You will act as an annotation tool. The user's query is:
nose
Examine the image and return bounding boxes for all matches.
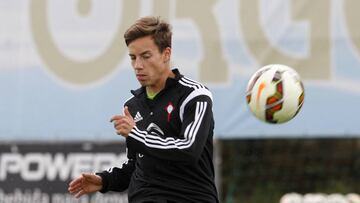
[133,58,143,70]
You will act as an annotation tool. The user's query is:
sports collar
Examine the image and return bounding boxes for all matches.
[131,68,182,97]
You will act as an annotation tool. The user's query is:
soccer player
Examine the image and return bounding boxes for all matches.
[68,16,219,203]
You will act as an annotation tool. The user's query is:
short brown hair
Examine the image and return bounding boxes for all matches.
[124,16,172,53]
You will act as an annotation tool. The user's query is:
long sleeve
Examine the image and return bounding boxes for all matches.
[126,94,214,164]
[96,148,136,192]
[122,71,219,202]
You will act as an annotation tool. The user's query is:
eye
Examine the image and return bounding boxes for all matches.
[130,55,136,61]
[142,54,151,59]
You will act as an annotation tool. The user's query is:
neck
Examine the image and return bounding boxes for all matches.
[146,69,175,94]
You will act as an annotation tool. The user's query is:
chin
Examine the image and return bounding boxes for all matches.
[138,81,147,86]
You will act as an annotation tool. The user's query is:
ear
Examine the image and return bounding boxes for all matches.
[163,47,171,63]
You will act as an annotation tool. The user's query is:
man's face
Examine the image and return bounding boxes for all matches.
[128,36,170,88]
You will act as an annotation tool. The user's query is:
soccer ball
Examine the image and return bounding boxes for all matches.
[245,64,304,124]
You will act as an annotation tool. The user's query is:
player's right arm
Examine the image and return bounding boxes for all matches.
[68,173,103,198]
[68,148,136,197]
[96,153,136,193]
[96,147,136,193]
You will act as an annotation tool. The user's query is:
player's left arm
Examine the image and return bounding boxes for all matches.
[126,93,214,163]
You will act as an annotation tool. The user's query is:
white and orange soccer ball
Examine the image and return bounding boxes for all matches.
[246,64,305,124]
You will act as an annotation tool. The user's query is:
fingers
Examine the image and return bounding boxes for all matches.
[110,115,129,124]
[68,182,81,194]
[110,106,134,137]
[68,173,103,199]
[82,173,93,179]
[112,117,130,129]
[111,113,133,128]
[124,106,133,119]
[82,173,102,185]
[112,117,124,125]
[110,115,122,123]
[115,124,130,135]
[75,188,87,198]
[68,175,90,198]
[69,177,82,187]
[110,106,132,122]
[68,178,83,196]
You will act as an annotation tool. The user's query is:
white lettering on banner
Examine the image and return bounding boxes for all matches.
[22,153,46,181]
[51,193,89,203]
[280,193,360,203]
[30,0,140,85]
[0,189,128,203]
[0,154,22,180]
[46,153,72,181]
[0,153,126,181]
[0,189,49,203]
[71,154,93,178]
[90,193,128,203]
[92,153,122,172]
[28,0,351,85]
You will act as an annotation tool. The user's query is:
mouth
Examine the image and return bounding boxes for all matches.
[136,74,147,81]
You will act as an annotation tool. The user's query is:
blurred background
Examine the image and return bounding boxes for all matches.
[1,0,360,202]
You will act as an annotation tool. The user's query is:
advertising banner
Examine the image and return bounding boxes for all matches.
[1,0,360,139]
[0,142,128,203]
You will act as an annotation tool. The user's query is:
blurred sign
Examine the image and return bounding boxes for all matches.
[0,0,360,139]
[0,142,128,203]
[280,193,360,203]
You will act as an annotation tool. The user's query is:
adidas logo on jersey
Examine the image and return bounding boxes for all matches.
[134,112,143,123]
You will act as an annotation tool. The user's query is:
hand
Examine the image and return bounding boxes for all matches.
[68,173,103,198]
[110,106,135,138]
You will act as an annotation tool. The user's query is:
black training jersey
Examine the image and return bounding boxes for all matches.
[97,69,219,203]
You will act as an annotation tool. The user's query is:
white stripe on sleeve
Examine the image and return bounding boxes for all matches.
[128,101,208,149]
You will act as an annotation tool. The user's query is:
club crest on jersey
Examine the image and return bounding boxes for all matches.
[165,102,174,122]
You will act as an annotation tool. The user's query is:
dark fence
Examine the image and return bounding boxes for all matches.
[220,138,360,203]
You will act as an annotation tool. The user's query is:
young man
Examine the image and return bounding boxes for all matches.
[68,16,219,203]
